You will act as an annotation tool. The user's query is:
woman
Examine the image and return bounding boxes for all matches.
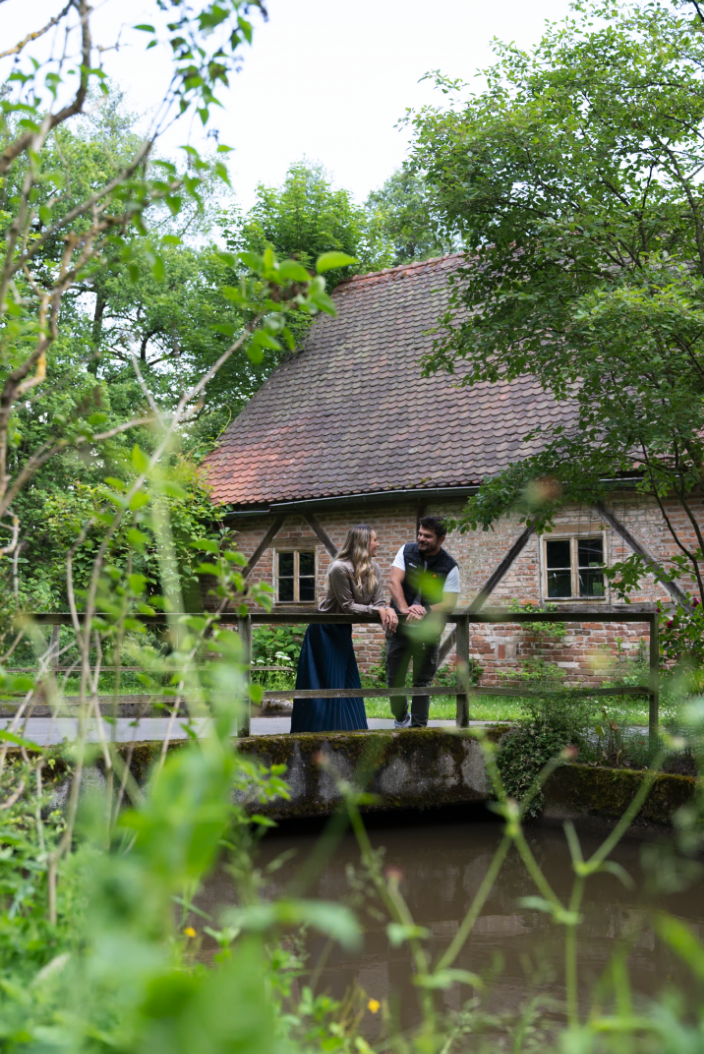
[290,525,398,733]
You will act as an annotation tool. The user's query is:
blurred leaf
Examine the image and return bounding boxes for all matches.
[316,251,356,273]
[239,250,263,272]
[0,729,42,751]
[278,260,310,282]
[224,900,361,950]
[132,445,151,474]
[655,913,704,982]
[415,968,483,989]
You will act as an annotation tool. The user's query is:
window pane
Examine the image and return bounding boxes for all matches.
[578,538,603,567]
[546,540,571,569]
[547,569,572,598]
[278,552,294,576]
[299,577,315,602]
[580,569,605,597]
[299,552,315,576]
[278,577,294,603]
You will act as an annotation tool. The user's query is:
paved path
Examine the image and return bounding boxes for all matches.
[0,716,462,745]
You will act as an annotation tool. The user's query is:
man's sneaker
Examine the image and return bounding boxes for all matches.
[393,713,411,728]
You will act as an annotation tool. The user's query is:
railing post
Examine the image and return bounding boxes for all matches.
[649,611,660,752]
[455,614,470,728]
[237,615,252,738]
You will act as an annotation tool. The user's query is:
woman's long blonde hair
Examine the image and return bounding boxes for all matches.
[335,524,378,594]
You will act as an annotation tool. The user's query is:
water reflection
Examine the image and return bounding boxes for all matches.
[199,814,704,1034]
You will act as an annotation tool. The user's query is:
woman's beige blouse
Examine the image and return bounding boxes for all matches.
[318,559,386,615]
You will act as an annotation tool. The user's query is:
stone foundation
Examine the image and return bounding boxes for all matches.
[8,730,697,830]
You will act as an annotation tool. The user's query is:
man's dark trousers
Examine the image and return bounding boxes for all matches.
[386,628,440,727]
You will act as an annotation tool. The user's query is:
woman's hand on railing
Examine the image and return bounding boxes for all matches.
[378,606,398,632]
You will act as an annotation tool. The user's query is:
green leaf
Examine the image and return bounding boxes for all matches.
[211,323,239,338]
[214,161,231,187]
[191,538,219,553]
[127,528,150,552]
[247,344,264,365]
[196,562,221,576]
[310,290,336,314]
[129,491,150,511]
[595,860,634,888]
[221,286,245,305]
[128,573,148,595]
[0,729,42,751]
[518,896,556,914]
[278,260,311,282]
[134,23,155,32]
[239,251,263,273]
[249,814,277,827]
[387,923,429,947]
[131,445,150,474]
[88,412,109,427]
[162,481,187,499]
[414,969,483,989]
[315,252,357,273]
[655,913,704,982]
[251,330,282,351]
[223,900,361,950]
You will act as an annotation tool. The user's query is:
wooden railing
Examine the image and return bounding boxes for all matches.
[27,606,660,742]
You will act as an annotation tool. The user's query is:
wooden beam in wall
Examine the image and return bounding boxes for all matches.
[243,515,286,580]
[438,523,536,665]
[594,501,689,606]
[467,523,536,613]
[303,512,338,558]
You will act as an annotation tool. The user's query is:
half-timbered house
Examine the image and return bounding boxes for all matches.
[203,254,698,683]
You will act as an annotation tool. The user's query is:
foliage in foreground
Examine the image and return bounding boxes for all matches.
[6,3,704,1053]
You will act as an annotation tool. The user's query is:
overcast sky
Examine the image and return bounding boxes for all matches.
[2,0,573,208]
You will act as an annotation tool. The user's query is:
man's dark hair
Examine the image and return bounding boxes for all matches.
[419,515,447,539]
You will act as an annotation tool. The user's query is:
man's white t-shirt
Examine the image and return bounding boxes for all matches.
[392,546,460,598]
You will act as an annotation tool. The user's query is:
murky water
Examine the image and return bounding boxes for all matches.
[199,809,704,1035]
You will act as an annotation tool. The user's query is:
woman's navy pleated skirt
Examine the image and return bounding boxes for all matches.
[290,623,368,733]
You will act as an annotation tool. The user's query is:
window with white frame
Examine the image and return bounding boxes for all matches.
[275,550,316,604]
[543,535,606,600]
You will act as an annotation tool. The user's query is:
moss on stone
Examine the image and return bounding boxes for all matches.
[544,763,695,825]
[10,727,693,831]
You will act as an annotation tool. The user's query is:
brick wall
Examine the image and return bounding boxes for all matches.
[213,494,700,685]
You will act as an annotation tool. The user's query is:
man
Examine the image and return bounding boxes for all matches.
[386,516,460,728]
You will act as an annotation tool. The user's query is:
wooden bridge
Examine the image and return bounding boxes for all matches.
[30,606,661,744]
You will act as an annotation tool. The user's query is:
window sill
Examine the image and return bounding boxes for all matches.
[545,596,608,603]
[274,602,318,607]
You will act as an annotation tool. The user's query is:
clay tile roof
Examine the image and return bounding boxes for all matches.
[203,253,577,507]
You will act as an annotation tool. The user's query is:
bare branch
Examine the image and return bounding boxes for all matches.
[0,2,73,60]
[0,0,92,178]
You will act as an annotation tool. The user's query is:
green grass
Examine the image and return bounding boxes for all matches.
[363,695,523,721]
[363,693,660,726]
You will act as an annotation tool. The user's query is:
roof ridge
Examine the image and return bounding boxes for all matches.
[336,251,467,288]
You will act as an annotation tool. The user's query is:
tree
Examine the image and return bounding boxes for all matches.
[364,165,454,266]
[226,161,368,280]
[409,0,704,608]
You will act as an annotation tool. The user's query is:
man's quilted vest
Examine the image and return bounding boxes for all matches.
[394,541,458,612]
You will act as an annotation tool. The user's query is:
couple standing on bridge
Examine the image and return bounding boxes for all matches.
[290,517,460,733]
